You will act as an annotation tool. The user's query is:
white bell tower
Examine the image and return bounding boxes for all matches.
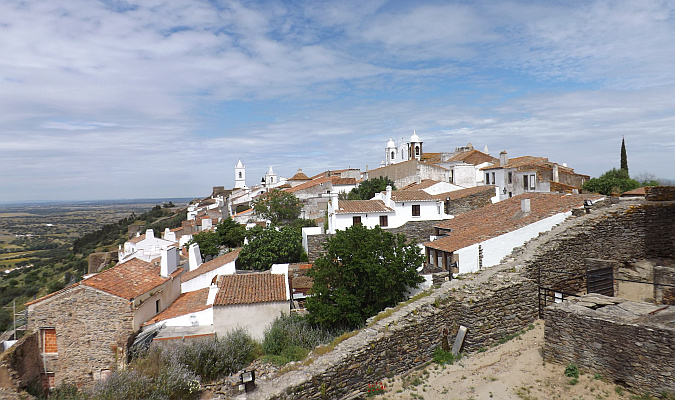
[385,138,397,166]
[234,159,246,189]
[409,130,423,161]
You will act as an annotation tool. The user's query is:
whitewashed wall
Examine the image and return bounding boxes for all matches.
[213,302,290,341]
[181,261,236,293]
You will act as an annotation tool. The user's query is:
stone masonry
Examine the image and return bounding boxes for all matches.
[545,294,674,396]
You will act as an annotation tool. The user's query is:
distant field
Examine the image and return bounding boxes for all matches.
[0,251,39,261]
[0,257,30,267]
[0,212,36,218]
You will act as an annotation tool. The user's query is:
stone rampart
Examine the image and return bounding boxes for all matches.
[248,267,537,399]
[545,294,674,396]
[0,332,41,391]
[445,189,494,215]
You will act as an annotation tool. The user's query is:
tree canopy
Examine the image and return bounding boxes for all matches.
[582,168,640,195]
[186,230,221,258]
[347,176,396,200]
[216,217,246,248]
[620,137,628,173]
[237,226,305,270]
[252,189,302,225]
[306,224,425,329]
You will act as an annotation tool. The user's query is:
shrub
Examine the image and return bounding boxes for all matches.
[564,364,580,378]
[432,347,456,365]
[91,370,151,400]
[262,313,334,356]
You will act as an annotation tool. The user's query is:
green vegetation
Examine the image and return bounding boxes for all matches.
[582,168,640,195]
[346,176,396,200]
[237,225,306,270]
[564,364,580,378]
[432,347,456,365]
[261,313,335,365]
[620,137,629,173]
[306,224,425,328]
[252,189,302,226]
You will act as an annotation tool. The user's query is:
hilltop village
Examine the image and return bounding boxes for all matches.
[1,133,673,399]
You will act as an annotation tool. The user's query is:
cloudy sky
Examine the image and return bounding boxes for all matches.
[2,0,674,202]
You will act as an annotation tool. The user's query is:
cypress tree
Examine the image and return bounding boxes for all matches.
[620,137,628,174]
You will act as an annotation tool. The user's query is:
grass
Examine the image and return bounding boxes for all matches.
[369,289,434,326]
[564,364,580,378]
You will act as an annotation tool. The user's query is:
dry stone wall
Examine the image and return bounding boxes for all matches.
[0,332,41,390]
[248,268,537,399]
[445,189,494,215]
[545,294,674,396]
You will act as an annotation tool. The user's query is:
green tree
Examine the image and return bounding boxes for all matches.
[347,177,396,200]
[237,226,304,270]
[215,218,246,248]
[582,168,640,195]
[252,189,302,225]
[306,225,425,329]
[620,137,628,173]
[186,230,221,258]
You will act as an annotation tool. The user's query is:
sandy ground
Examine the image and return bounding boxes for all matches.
[371,320,636,400]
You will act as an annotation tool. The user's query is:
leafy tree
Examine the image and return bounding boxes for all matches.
[582,168,640,195]
[237,226,304,270]
[215,218,246,248]
[252,189,302,225]
[306,225,425,329]
[186,230,221,258]
[347,177,396,200]
[620,137,628,173]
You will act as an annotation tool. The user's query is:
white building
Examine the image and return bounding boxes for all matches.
[118,229,178,264]
[384,131,424,166]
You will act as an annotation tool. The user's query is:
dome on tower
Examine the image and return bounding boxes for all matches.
[410,130,420,142]
[386,138,396,148]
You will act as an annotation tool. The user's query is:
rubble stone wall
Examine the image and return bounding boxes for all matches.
[445,189,494,215]
[0,332,41,390]
[545,296,674,396]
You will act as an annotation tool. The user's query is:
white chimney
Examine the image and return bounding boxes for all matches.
[521,199,531,213]
[163,228,176,242]
[188,243,203,271]
[146,229,155,239]
[500,151,508,167]
[331,191,339,211]
[207,283,219,305]
[385,185,392,207]
[160,246,179,277]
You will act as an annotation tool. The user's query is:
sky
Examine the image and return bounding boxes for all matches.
[1,0,674,202]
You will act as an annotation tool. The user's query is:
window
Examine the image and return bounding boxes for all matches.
[523,175,528,191]
[155,299,161,314]
[391,151,395,160]
[238,172,242,178]
[41,328,57,354]
[485,173,490,184]
[491,172,495,184]
[352,216,362,225]
[412,205,421,216]
[379,215,388,227]
[508,172,512,184]
[415,146,420,156]
[509,192,513,198]
[529,175,536,190]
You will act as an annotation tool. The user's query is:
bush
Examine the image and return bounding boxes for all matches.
[433,347,456,365]
[262,314,334,356]
[91,370,151,400]
[564,364,580,378]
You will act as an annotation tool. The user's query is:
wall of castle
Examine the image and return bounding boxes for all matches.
[247,270,537,399]
[545,295,674,396]
[445,189,494,215]
[26,285,134,387]
[0,332,41,391]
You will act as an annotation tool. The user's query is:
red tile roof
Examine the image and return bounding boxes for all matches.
[621,187,646,197]
[128,234,146,244]
[181,248,241,282]
[424,193,603,253]
[214,273,287,306]
[331,177,358,186]
[447,149,498,165]
[335,200,394,214]
[399,179,442,191]
[285,176,332,193]
[143,288,211,326]
[289,171,311,180]
[81,258,183,300]
[390,190,437,202]
[421,153,442,164]
[430,185,496,201]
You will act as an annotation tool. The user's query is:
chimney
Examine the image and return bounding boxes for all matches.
[385,185,392,207]
[521,199,531,213]
[500,151,508,167]
[146,229,154,239]
[160,246,179,277]
[206,283,219,305]
[189,243,203,271]
[553,164,560,183]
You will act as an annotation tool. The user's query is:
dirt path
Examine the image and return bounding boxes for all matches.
[375,321,631,400]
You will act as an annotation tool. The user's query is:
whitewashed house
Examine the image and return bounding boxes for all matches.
[118,229,178,264]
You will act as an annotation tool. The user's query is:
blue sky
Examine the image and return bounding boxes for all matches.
[1,0,674,202]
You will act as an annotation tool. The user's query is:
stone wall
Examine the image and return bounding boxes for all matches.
[248,267,538,399]
[445,189,494,215]
[545,294,674,396]
[655,265,675,304]
[27,285,134,387]
[645,186,675,201]
[0,332,41,391]
[88,251,118,274]
[525,201,675,293]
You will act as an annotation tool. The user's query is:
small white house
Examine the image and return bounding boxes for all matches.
[118,229,178,264]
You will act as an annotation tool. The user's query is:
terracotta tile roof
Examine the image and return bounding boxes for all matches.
[621,187,646,197]
[335,200,394,214]
[285,176,332,193]
[214,273,286,306]
[430,185,496,201]
[289,171,310,180]
[81,258,183,300]
[129,234,146,243]
[448,150,498,165]
[181,248,242,282]
[390,190,437,202]
[481,156,548,170]
[234,208,253,216]
[308,169,355,179]
[367,159,448,175]
[399,179,441,191]
[143,288,210,326]
[421,152,442,164]
[330,177,358,186]
[424,193,603,253]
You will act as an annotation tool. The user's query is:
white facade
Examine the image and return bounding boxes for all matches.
[181,258,237,293]
[235,159,246,189]
[119,229,178,264]
[384,131,424,166]
[451,211,572,275]
[213,302,290,341]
